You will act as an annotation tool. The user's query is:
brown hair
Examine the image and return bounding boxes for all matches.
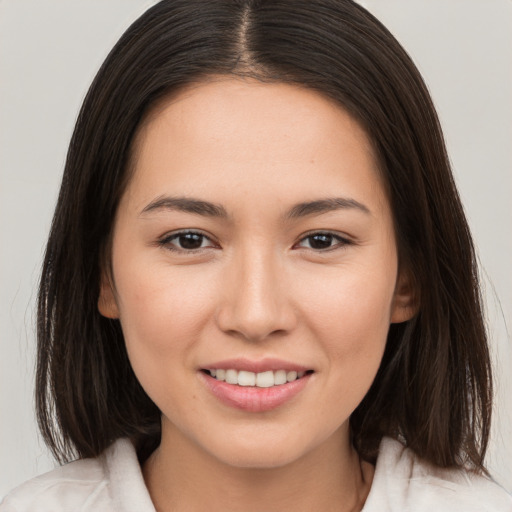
[37,0,492,470]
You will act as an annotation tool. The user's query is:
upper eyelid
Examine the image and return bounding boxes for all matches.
[160,229,213,240]
[296,230,352,243]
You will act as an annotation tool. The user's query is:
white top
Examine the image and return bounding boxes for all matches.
[1,437,511,511]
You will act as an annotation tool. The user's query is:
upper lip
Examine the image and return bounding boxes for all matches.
[201,358,312,373]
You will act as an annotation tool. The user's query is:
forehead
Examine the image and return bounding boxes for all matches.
[126,78,387,215]
[136,77,375,158]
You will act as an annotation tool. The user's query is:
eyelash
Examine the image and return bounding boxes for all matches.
[294,231,352,252]
[157,230,352,253]
[158,230,217,253]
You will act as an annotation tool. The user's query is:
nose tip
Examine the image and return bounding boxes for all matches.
[215,258,297,342]
[216,297,291,342]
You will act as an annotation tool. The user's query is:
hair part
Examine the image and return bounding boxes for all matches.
[37,0,492,470]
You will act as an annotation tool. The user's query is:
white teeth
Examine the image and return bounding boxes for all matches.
[274,370,287,385]
[286,371,298,382]
[225,369,238,384]
[207,368,309,387]
[256,370,274,388]
[238,370,256,387]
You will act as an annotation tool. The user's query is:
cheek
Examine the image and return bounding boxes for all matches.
[113,259,217,370]
[302,262,394,331]
[112,264,220,423]
[296,260,395,375]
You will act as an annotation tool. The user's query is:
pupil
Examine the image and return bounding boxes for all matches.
[179,233,202,249]
[310,234,332,249]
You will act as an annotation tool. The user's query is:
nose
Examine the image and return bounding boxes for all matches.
[215,248,297,342]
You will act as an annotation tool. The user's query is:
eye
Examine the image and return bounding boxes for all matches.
[296,232,350,251]
[159,231,216,252]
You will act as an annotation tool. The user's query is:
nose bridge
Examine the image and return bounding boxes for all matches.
[216,243,295,341]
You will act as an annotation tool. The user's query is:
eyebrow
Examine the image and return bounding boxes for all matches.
[140,195,370,219]
[140,196,228,217]
[285,197,371,219]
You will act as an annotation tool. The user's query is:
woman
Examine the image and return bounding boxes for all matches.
[1,0,510,510]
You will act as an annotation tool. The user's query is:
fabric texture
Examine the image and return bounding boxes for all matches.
[1,437,511,511]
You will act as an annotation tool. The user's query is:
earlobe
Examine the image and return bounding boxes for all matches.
[98,274,119,319]
[390,270,418,324]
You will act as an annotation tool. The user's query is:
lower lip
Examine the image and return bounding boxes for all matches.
[199,372,311,412]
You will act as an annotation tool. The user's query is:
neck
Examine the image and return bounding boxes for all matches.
[143,421,374,512]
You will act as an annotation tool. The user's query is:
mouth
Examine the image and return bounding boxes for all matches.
[201,368,314,388]
[199,362,314,412]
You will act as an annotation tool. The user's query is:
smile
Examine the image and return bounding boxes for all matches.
[199,363,314,412]
[204,369,309,388]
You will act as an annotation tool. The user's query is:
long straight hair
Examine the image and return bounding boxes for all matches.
[37,0,492,469]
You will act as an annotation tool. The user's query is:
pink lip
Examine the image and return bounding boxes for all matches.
[201,357,310,373]
[198,371,312,413]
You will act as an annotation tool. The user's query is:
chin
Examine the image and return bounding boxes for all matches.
[214,444,304,470]
[201,426,328,470]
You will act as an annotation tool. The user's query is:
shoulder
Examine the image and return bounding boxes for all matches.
[364,437,512,512]
[0,439,155,512]
[0,456,108,512]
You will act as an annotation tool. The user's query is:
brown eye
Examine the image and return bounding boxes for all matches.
[308,234,334,249]
[296,232,350,251]
[159,231,215,252]
[176,233,205,250]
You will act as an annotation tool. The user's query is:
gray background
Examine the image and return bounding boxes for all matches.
[1,0,511,498]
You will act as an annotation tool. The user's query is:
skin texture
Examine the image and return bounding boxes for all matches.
[99,78,415,511]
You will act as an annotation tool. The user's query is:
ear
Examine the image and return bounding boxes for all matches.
[390,269,418,324]
[98,272,120,319]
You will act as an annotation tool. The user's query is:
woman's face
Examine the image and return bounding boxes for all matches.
[100,78,414,468]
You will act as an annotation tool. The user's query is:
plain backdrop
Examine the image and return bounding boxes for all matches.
[1,0,511,498]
